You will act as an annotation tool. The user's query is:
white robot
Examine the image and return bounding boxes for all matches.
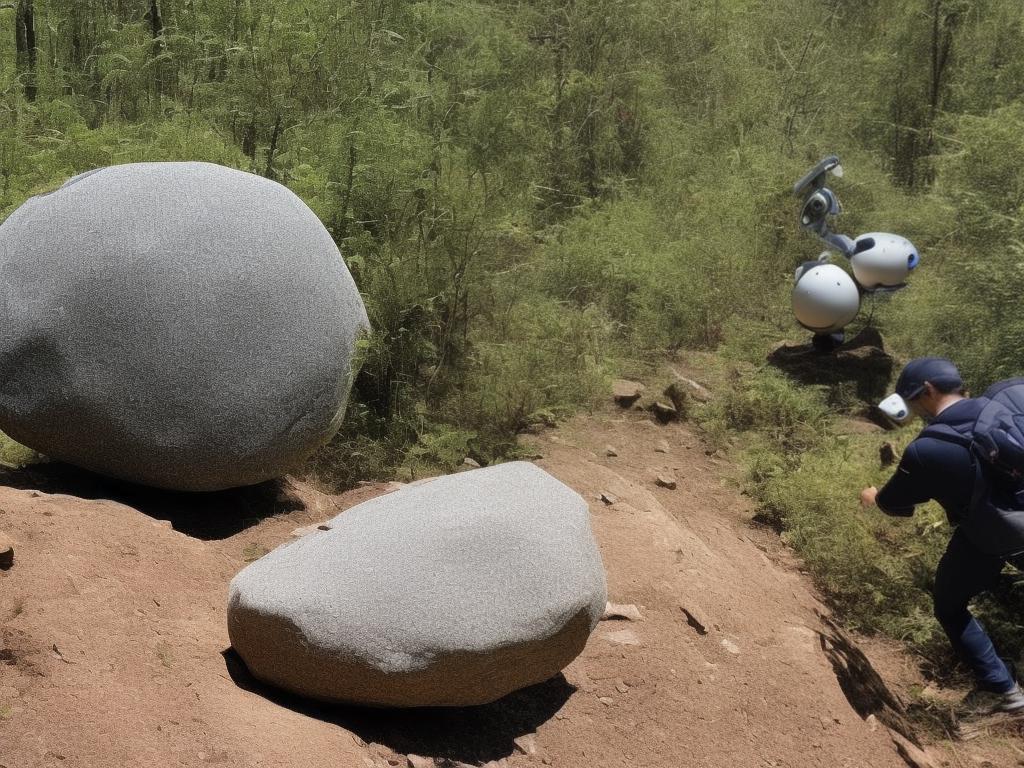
[791,156,920,350]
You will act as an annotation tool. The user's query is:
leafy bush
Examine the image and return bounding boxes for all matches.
[696,360,951,653]
[703,365,831,454]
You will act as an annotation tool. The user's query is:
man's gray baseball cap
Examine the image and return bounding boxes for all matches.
[895,357,963,400]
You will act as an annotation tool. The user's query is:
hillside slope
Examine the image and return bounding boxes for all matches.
[0,406,984,768]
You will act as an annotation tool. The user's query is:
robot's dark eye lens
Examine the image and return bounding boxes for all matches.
[854,237,875,254]
[802,194,830,226]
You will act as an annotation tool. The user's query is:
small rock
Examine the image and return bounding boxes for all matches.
[671,373,712,402]
[615,680,630,694]
[604,629,641,646]
[542,759,552,766]
[407,755,434,768]
[0,534,13,570]
[598,696,614,706]
[513,734,537,755]
[352,734,367,747]
[865,714,879,732]
[888,729,938,768]
[720,638,741,655]
[153,519,173,529]
[605,445,618,457]
[462,457,481,469]
[654,440,670,453]
[680,605,709,635]
[662,382,690,419]
[655,474,677,490]
[602,602,643,621]
[879,442,897,467]
[650,400,678,423]
[290,522,332,538]
[613,379,645,406]
[597,491,618,506]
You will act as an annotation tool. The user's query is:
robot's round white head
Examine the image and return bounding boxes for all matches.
[792,262,861,333]
[849,233,919,289]
[878,393,914,425]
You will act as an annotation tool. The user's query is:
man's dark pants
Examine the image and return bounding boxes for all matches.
[934,528,1015,693]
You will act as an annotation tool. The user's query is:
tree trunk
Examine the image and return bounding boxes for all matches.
[543,29,569,218]
[921,0,957,186]
[580,98,599,198]
[242,115,258,163]
[335,144,358,242]
[929,0,955,119]
[15,0,37,101]
[147,0,166,106]
[264,114,282,180]
[69,5,84,72]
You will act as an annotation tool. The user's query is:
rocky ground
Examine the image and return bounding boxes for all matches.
[1,399,1021,767]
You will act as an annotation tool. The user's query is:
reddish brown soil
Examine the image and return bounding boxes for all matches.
[0,407,1012,767]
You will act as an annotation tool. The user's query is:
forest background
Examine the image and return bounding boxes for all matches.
[3,0,1024,688]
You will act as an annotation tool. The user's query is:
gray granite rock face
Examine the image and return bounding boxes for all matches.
[0,162,368,491]
[227,461,607,707]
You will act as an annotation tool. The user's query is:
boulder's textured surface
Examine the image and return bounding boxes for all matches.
[0,162,368,491]
[227,461,607,707]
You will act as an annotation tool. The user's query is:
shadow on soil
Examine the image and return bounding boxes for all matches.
[0,462,305,540]
[222,648,575,764]
[767,326,896,407]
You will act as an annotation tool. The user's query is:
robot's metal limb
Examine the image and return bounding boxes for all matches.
[792,155,843,197]
[793,156,856,258]
[811,331,845,353]
[822,231,855,256]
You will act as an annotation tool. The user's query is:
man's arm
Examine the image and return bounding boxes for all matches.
[873,442,932,517]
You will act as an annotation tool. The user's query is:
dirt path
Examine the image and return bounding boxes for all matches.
[0,407,966,768]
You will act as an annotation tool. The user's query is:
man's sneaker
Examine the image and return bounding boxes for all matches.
[958,683,1024,718]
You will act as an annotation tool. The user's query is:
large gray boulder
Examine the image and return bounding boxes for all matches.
[227,461,607,707]
[0,162,368,491]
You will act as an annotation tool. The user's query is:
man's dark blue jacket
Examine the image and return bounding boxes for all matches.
[876,398,985,521]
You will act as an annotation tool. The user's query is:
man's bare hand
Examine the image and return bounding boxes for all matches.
[860,486,878,508]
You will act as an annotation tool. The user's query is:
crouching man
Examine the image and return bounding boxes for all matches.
[861,357,1024,716]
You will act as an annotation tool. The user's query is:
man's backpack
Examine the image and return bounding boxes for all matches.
[921,377,1024,557]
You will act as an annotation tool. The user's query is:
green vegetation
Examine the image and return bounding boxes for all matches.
[0,432,38,469]
[3,1,1024,670]
[241,542,269,563]
[696,361,952,655]
[693,339,1024,674]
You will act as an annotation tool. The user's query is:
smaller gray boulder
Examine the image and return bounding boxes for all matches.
[227,461,607,707]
